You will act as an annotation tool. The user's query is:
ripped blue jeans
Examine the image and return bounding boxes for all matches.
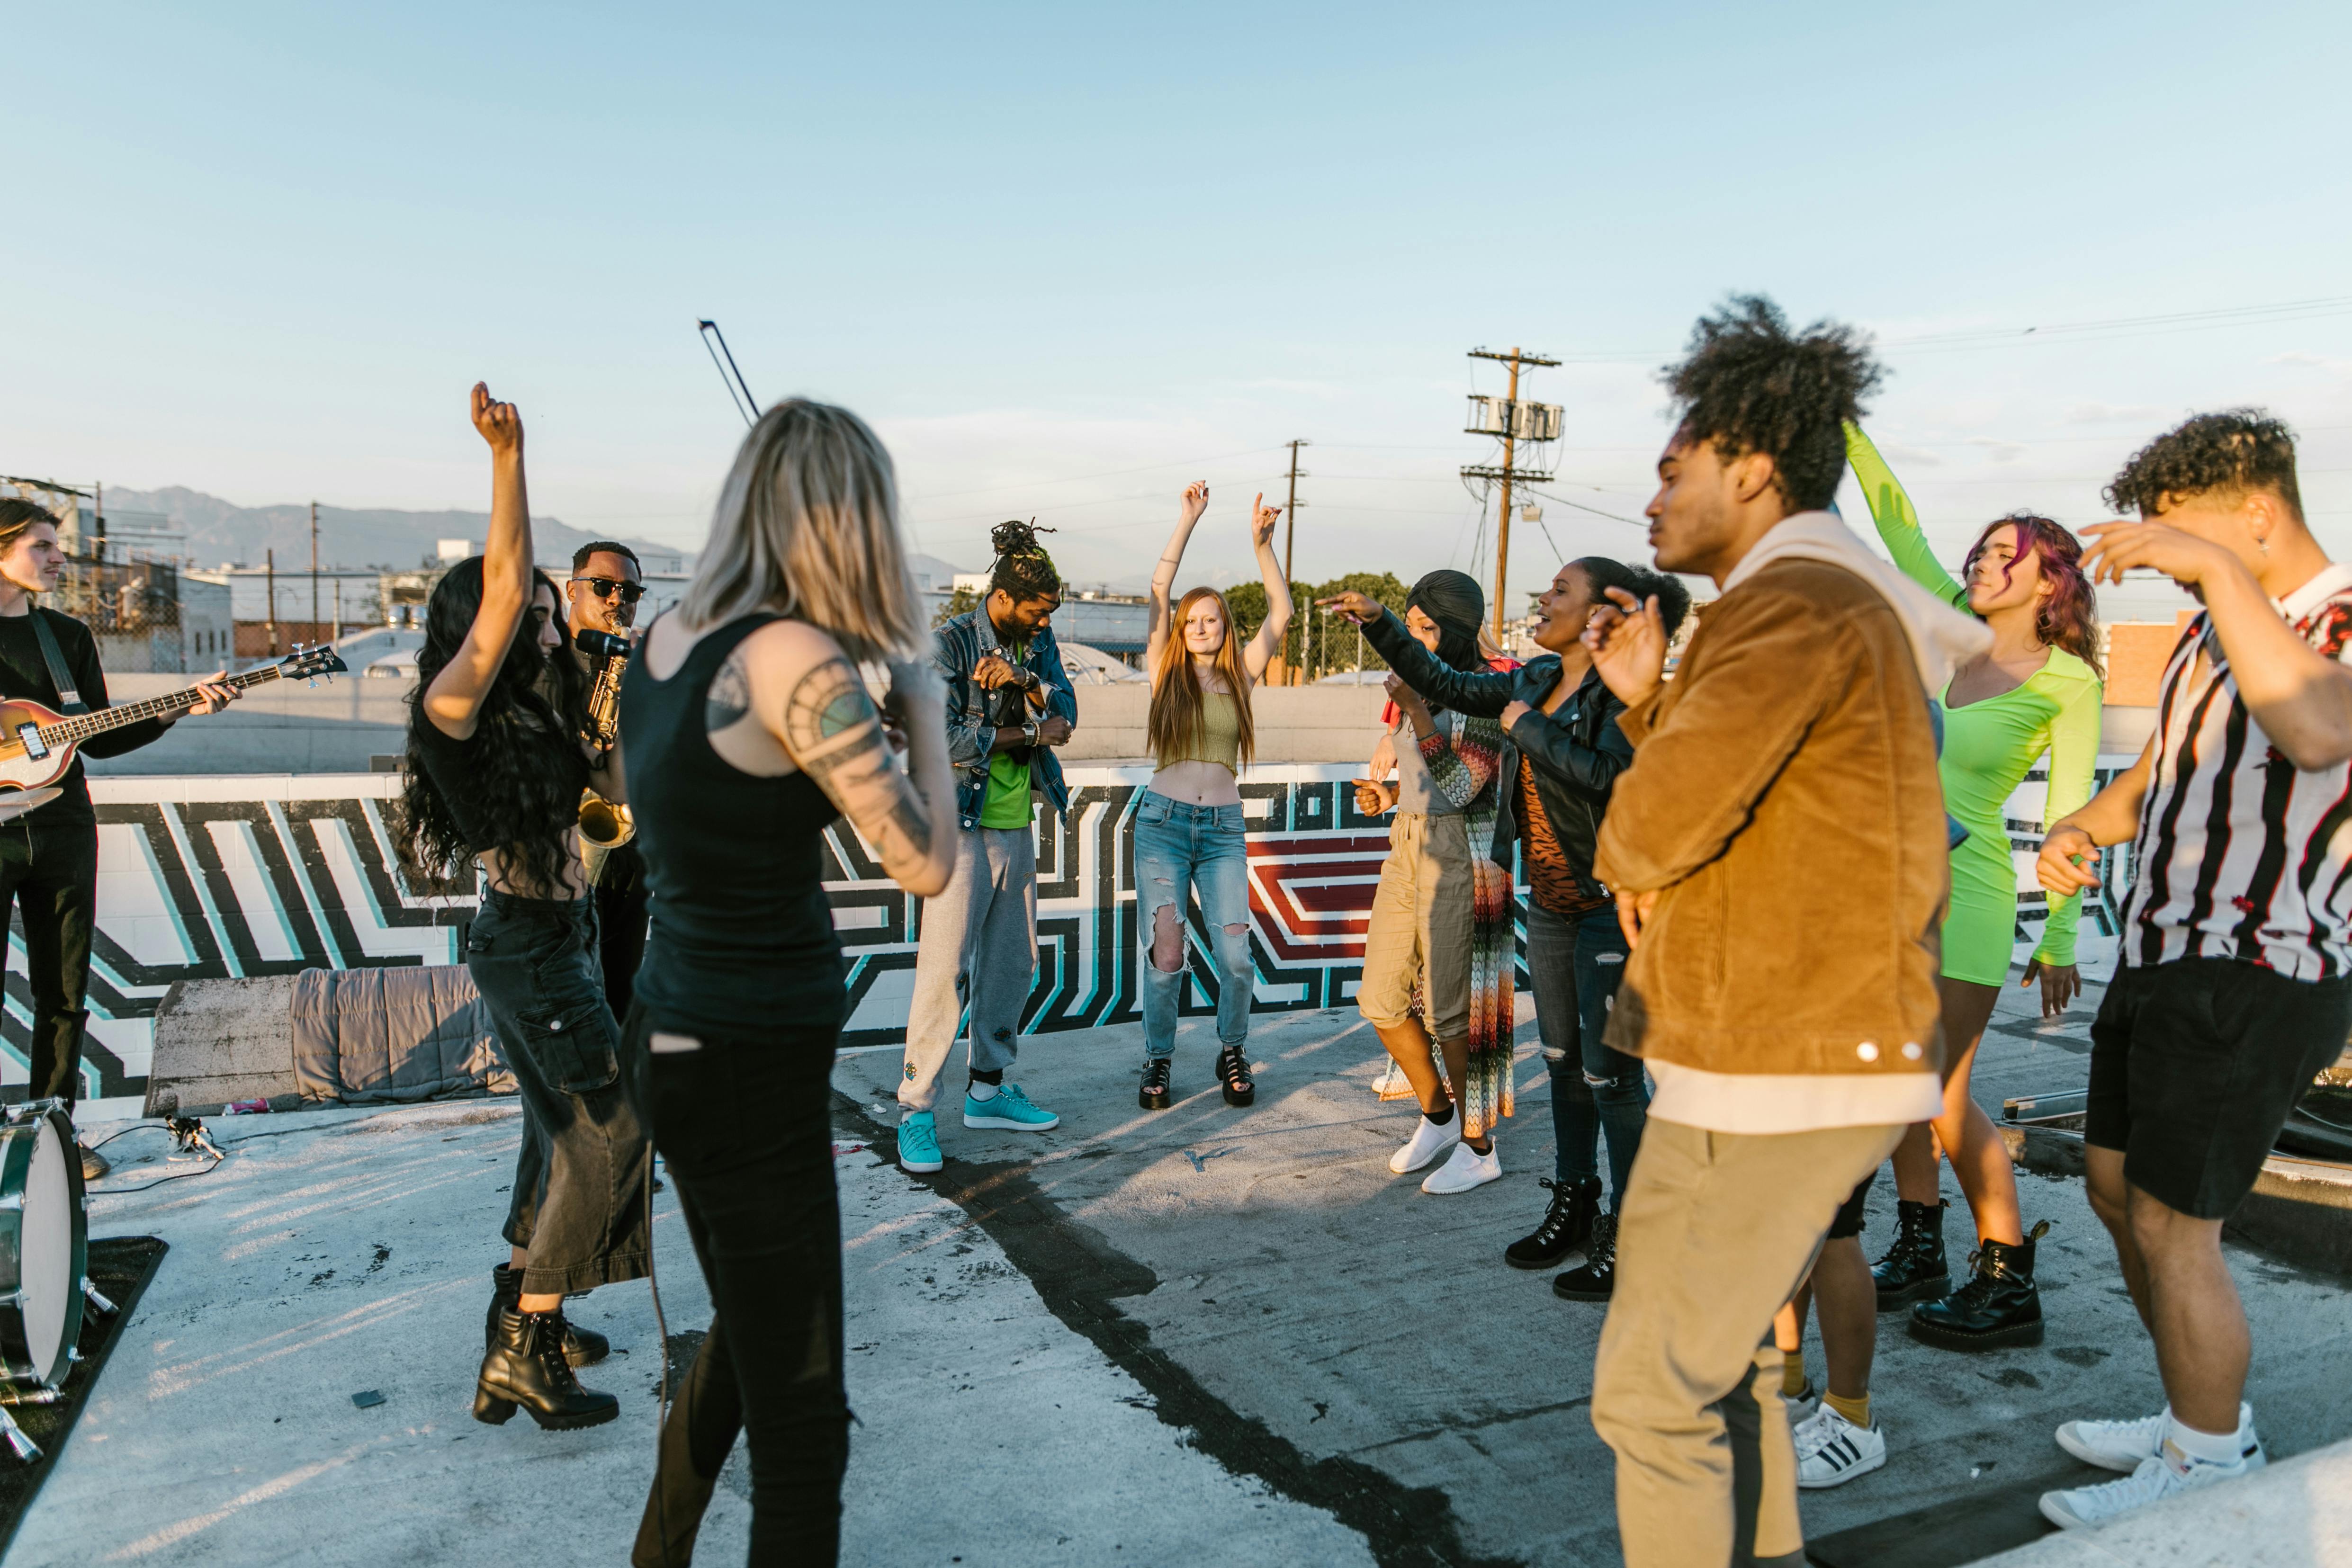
[1526,900,1649,1206]
[1133,792,1253,1062]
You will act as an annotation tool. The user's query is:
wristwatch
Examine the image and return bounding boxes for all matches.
[1020,717,1041,748]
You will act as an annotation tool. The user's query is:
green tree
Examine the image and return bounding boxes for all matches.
[932,584,980,629]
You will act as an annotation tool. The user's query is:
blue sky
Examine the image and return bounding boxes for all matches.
[8,2,2352,616]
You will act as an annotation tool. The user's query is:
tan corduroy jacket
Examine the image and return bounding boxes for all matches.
[1595,558,1948,1079]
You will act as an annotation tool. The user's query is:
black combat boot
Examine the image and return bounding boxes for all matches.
[1139,1058,1175,1111]
[1909,1221,2048,1351]
[1870,1198,1950,1311]
[1216,1045,1256,1108]
[1551,1212,1619,1302]
[486,1263,610,1367]
[475,1306,621,1430]
[1505,1176,1602,1270]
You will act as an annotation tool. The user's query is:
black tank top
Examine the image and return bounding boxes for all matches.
[623,613,845,1037]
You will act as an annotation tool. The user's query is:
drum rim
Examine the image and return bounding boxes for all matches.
[0,1103,87,1389]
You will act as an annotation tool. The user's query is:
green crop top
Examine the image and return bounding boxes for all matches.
[1156,690,1243,773]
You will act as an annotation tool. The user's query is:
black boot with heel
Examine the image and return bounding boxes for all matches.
[486,1263,610,1367]
[1870,1198,1950,1311]
[476,1306,620,1430]
[1909,1220,2048,1351]
[1505,1176,1602,1270]
[1216,1045,1255,1107]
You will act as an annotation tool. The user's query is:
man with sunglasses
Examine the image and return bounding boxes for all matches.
[566,542,649,1017]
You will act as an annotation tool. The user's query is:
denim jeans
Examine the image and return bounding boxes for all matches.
[1133,792,1252,1061]
[628,1004,849,1567]
[1526,901,1649,1204]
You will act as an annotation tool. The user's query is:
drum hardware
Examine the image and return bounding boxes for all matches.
[0,1097,89,1465]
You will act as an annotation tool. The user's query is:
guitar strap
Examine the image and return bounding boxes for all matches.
[28,611,88,714]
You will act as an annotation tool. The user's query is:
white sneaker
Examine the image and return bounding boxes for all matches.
[2039,1450,2249,1531]
[2056,1404,2260,1473]
[1783,1378,1820,1424]
[1389,1115,1462,1174]
[1420,1139,1500,1194]
[1795,1406,1885,1489]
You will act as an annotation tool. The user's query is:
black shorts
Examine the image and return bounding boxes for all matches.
[1827,1170,1875,1240]
[2086,957,2352,1220]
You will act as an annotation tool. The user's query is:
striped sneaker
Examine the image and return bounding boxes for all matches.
[1795,1406,1885,1489]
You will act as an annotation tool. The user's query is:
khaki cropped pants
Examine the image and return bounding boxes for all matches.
[1592,1117,1905,1567]
[1355,811,1472,1040]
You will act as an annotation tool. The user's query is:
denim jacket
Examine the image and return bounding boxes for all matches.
[932,607,1078,829]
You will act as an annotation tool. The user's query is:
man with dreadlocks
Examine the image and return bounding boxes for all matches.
[894,519,1077,1174]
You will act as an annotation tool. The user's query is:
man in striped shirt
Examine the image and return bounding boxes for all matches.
[2036,410,2352,1531]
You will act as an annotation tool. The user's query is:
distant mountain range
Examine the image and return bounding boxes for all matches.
[94,485,690,574]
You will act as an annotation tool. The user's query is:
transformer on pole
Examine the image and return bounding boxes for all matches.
[1460,346,1562,642]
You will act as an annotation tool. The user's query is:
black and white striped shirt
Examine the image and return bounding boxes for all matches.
[2121,562,2352,981]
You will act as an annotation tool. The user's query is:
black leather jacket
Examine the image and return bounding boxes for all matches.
[1362,609,1632,904]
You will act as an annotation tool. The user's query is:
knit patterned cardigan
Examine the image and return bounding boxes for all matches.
[1417,710,1515,1139]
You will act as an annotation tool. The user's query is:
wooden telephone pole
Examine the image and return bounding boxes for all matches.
[1461,347,1561,642]
[1282,439,1309,683]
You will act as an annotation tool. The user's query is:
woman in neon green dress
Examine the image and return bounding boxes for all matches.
[1846,423,2104,1350]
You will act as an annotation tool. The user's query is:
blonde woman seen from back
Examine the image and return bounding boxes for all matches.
[1135,482,1293,1111]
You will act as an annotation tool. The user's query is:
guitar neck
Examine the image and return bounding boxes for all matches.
[38,664,285,744]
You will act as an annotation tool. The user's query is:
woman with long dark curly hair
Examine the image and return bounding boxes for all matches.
[401,384,649,1434]
[1132,481,1290,1110]
[1845,422,2104,1357]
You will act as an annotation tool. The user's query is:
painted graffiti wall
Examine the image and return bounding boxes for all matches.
[20,762,2137,1118]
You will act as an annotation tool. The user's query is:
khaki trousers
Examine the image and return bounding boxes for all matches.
[1592,1117,1906,1567]
[1355,811,1473,1040]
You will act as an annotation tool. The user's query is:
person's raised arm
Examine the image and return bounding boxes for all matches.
[1240,494,1293,684]
[1322,593,1521,716]
[2022,668,2103,1014]
[422,383,533,741]
[1146,481,1210,670]
[762,621,954,896]
[2083,519,2352,770]
[1845,421,1967,612]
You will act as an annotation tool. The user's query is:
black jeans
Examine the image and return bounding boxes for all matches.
[467,891,651,1295]
[628,1004,849,1568]
[0,822,98,1108]
[1526,901,1650,1203]
[595,878,650,1023]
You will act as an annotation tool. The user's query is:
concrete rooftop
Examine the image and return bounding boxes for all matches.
[20,978,2350,1566]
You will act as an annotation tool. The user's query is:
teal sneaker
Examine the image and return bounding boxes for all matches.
[962,1082,1060,1132]
[897,1111,943,1174]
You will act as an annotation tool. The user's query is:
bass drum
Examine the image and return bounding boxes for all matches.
[0,1101,87,1389]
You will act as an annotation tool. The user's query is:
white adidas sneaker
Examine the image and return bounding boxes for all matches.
[2056,1404,2261,1473]
[1389,1115,1462,1174]
[1795,1406,1885,1489]
[1420,1139,1501,1194]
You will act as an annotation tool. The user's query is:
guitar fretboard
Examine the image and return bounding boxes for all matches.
[33,665,286,745]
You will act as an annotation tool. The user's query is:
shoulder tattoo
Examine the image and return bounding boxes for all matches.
[784,659,882,780]
[705,649,752,733]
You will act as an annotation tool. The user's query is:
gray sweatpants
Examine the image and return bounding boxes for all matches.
[898,826,1037,1115]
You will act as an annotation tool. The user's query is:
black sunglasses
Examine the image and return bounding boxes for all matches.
[571,576,646,604]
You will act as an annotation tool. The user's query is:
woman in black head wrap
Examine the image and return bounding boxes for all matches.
[1343,568,1520,1196]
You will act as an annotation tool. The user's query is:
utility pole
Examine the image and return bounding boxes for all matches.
[309,500,320,646]
[265,547,278,656]
[1282,439,1310,684]
[1461,346,1562,643]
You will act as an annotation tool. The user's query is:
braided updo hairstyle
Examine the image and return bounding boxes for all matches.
[988,519,1061,602]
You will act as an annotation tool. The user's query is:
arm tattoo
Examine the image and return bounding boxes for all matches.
[785,659,885,787]
[704,650,751,733]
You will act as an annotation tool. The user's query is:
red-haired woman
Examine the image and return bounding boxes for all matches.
[1846,423,2105,1352]
[1135,482,1292,1110]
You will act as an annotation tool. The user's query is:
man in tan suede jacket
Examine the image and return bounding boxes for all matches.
[1580,297,1991,1568]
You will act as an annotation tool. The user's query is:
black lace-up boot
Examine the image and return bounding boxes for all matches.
[486,1263,610,1367]
[475,1306,620,1429]
[1216,1045,1256,1108]
[1870,1198,1950,1311]
[1551,1212,1619,1302]
[1909,1221,2048,1351]
[1505,1176,1602,1270]
[1139,1058,1174,1111]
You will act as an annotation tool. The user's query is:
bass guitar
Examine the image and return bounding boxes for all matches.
[0,643,348,792]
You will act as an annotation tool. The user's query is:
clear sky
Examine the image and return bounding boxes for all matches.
[9,2,2351,618]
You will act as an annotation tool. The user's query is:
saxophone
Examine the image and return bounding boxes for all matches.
[575,629,634,886]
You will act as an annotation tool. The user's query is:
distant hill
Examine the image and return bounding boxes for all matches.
[97,486,692,574]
